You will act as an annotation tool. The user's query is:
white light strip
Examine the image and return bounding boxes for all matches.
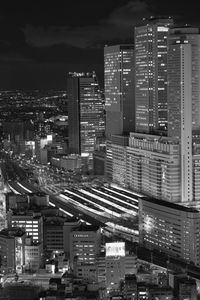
[103,187,139,205]
[91,188,138,211]
[59,193,105,216]
[64,189,121,218]
[17,182,32,193]
[63,189,121,218]
[106,221,139,236]
[81,188,137,216]
[8,183,21,194]
[58,207,73,217]
[110,183,143,197]
[80,219,91,225]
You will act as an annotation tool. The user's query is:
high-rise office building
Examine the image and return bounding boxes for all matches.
[167,27,200,202]
[104,45,134,178]
[168,26,200,135]
[104,44,135,138]
[67,72,105,167]
[134,17,173,134]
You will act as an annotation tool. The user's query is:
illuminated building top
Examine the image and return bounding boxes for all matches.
[68,71,96,78]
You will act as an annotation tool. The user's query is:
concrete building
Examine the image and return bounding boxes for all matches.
[109,133,181,203]
[24,236,43,272]
[127,133,181,202]
[43,217,65,253]
[105,242,137,293]
[63,218,81,257]
[9,211,43,244]
[51,154,82,171]
[139,197,200,265]
[69,225,101,280]
[1,282,41,300]
[0,227,26,274]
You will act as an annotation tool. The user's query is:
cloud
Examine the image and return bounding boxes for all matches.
[23,0,151,49]
[108,0,151,27]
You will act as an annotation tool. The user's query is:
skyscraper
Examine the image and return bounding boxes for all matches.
[167,26,200,202]
[168,39,193,202]
[104,44,135,138]
[168,26,200,136]
[105,21,200,204]
[104,45,134,179]
[67,72,105,167]
[134,17,173,134]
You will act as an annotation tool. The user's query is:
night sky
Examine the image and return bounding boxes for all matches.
[0,0,200,90]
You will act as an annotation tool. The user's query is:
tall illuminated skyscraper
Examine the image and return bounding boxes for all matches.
[168,27,200,136]
[167,27,200,202]
[134,17,173,134]
[67,72,105,167]
[104,45,134,179]
[104,44,135,138]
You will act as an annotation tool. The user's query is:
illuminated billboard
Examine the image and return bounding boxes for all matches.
[106,242,125,257]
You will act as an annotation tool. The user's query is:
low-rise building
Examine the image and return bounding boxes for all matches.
[0,227,26,274]
[139,197,200,265]
[24,236,43,272]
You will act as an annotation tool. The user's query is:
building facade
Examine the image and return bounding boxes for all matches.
[109,133,181,203]
[70,225,101,272]
[104,44,135,138]
[0,227,26,274]
[24,236,43,272]
[167,27,200,202]
[67,72,105,167]
[139,197,200,265]
[134,17,173,134]
[9,212,43,244]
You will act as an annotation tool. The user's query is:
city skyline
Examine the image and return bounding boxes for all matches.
[1,4,200,298]
[0,0,200,90]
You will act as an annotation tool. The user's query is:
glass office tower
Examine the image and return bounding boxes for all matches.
[134,17,173,134]
[104,44,135,138]
[67,72,105,167]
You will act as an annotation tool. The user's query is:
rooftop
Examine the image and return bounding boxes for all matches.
[142,197,199,213]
